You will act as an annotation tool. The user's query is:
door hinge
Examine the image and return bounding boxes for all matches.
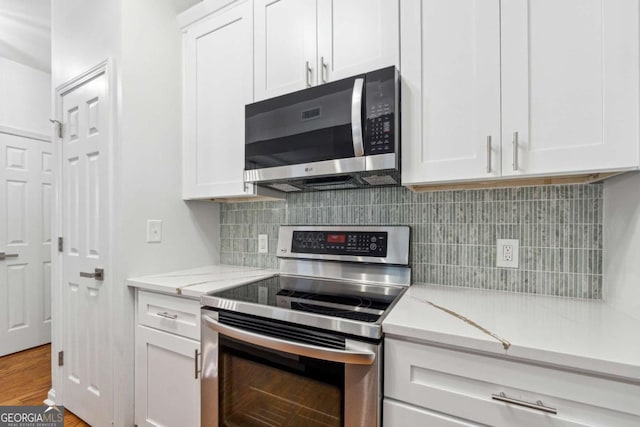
[58,351,64,366]
[58,237,63,252]
[49,119,63,138]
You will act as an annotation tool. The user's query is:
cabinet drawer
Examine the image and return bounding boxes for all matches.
[384,399,479,427]
[385,338,640,427]
[137,291,200,340]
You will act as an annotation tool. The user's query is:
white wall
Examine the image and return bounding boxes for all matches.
[0,57,50,134]
[603,172,640,321]
[51,0,121,89]
[120,0,219,278]
[51,1,220,425]
[116,1,220,423]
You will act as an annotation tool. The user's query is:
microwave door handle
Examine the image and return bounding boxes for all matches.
[351,78,365,157]
[203,314,375,365]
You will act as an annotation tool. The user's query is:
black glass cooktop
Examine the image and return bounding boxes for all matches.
[211,275,404,323]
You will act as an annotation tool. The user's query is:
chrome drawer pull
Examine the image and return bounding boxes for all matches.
[321,56,328,83]
[305,61,312,87]
[157,311,178,320]
[513,131,519,171]
[0,252,19,260]
[492,392,557,415]
[194,349,201,379]
[486,135,492,173]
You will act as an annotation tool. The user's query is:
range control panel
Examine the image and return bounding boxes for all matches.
[291,231,388,257]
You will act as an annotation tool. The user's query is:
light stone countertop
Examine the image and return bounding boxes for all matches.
[127,264,278,298]
[383,283,640,381]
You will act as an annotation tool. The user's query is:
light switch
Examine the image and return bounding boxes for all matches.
[147,220,162,243]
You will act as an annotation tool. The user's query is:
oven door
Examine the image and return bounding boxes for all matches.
[201,310,381,427]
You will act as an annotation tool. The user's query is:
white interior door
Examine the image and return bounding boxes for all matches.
[59,69,112,426]
[0,131,52,356]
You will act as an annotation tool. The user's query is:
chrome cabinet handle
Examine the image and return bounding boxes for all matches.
[157,311,178,320]
[351,78,365,157]
[492,392,557,415]
[79,268,104,281]
[0,252,19,261]
[305,61,312,87]
[203,314,375,365]
[321,56,328,83]
[194,349,201,379]
[486,136,492,173]
[513,131,519,171]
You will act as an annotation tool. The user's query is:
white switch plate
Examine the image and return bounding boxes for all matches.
[146,220,162,243]
[496,239,519,268]
[258,286,268,304]
[258,234,268,253]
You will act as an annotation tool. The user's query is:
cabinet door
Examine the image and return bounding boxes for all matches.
[401,0,502,185]
[501,0,640,177]
[384,400,480,427]
[254,0,316,101]
[317,0,399,83]
[135,325,200,427]
[183,1,254,199]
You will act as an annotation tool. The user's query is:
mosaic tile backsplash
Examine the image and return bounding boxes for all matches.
[220,184,603,299]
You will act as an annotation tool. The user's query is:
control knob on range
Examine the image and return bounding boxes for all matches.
[370,243,377,250]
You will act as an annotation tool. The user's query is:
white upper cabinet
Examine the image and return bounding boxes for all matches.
[254,0,316,100]
[182,1,256,199]
[401,0,502,185]
[317,0,399,83]
[254,0,399,101]
[501,0,640,177]
[402,0,640,186]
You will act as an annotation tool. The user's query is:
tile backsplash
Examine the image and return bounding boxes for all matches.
[220,184,603,299]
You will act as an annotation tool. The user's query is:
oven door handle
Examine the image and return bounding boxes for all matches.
[203,314,375,365]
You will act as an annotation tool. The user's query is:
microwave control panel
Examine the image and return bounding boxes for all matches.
[366,111,394,155]
[291,231,388,257]
[364,66,396,156]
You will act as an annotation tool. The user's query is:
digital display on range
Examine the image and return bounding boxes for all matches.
[327,234,346,243]
[291,231,388,257]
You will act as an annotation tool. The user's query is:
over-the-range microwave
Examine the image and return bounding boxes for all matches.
[244,66,399,192]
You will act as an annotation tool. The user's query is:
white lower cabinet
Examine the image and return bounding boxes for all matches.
[384,399,479,427]
[135,291,201,427]
[384,338,640,427]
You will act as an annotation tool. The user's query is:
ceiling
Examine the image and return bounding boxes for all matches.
[172,0,201,13]
[0,0,51,73]
[0,0,201,74]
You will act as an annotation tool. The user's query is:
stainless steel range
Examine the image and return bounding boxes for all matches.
[201,225,411,427]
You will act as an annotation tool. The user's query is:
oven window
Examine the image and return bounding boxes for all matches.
[219,336,344,427]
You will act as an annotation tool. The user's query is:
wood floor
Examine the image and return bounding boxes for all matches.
[0,344,89,426]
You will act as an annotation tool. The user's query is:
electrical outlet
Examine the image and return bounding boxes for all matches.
[146,220,162,243]
[258,234,268,253]
[496,239,519,268]
[258,286,268,304]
